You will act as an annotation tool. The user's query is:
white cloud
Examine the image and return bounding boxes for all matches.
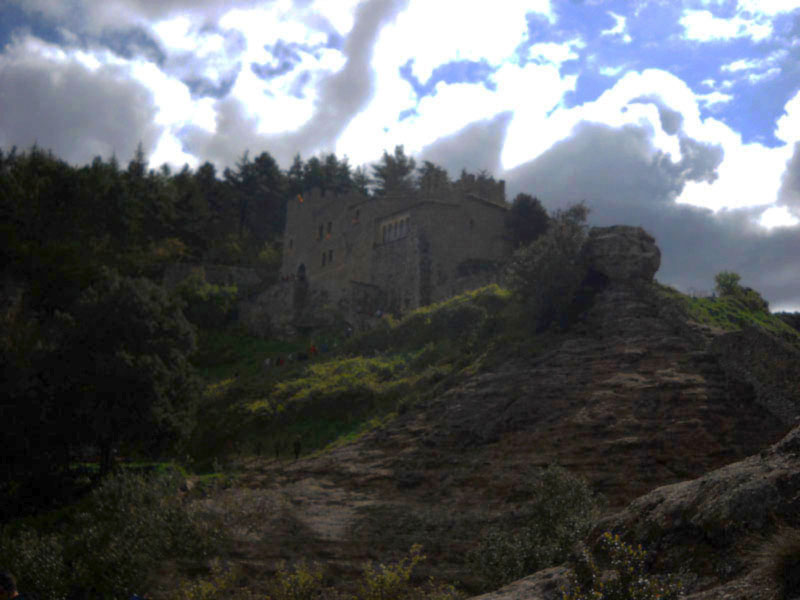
[527,40,582,67]
[760,205,800,228]
[600,11,632,43]
[679,9,772,42]
[721,58,761,72]
[736,0,800,17]
[695,90,734,109]
[393,0,551,82]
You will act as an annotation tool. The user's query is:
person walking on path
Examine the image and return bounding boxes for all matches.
[293,435,302,460]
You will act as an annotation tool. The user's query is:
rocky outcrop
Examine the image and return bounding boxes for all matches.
[583,225,661,282]
[589,424,800,598]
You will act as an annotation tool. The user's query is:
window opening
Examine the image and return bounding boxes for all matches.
[289,238,293,250]
[328,249,333,263]
[318,224,323,240]
[327,221,332,234]
[322,253,326,266]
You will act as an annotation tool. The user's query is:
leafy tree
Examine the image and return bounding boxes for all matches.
[505,203,589,330]
[45,268,200,475]
[714,271,741,297]
[507,193,550,248]
[372,145,416,196]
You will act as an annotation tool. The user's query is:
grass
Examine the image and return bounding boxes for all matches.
[654,281,800,345]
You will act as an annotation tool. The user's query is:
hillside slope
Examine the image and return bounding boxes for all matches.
[188,226,800,598]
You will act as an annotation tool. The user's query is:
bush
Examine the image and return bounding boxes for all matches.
[268,561,325,600]
[505,204,589,331]
[561,532,683,600]
[468,465,598,591]
[713,271,769,312]
[0,470,227,599]
[174,270,239,328]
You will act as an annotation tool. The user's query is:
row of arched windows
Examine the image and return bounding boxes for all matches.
[381,217,410,243]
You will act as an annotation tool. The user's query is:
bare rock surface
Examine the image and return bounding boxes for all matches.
[583,225,661,282]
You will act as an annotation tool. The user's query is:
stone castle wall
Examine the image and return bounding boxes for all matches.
[251,184,511,337]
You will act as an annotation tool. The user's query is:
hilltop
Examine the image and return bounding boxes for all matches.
[166,224,800,598]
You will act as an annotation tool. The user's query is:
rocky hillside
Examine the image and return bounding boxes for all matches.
[188,225,800,599]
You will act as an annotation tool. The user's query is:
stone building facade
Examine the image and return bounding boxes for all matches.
[241,177,511,336]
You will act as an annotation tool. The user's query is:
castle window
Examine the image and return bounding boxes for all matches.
[355,209,360,222]
[318,224,323,240]
[327,221,332,234]
[289,238,293,250]
[328,249,333,263]
[322,252,326,266]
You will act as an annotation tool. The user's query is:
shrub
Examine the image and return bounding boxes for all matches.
[170,559,244,600]
[468,465,598,591]
[174,270,239,328]
[0,470,227,599]
[267,560,325,600]
[505,203,589,331]
[561,532,683,600]
[755,526,800,599]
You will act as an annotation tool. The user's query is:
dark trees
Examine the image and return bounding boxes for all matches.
[48,269,200,475]
[372,145,416,196]
[507,193,550,248]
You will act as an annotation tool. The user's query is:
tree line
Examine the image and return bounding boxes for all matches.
[0,141,550,520]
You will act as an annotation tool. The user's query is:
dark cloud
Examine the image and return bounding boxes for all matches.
[98,26,166,64]
[0,45,161,165]
[183,65,240,99]
[183,0,410,166]
[419,112,512,178]
[252,39,308,80]
[778,141,800,217]
[499,119,800,309]
[629,95,684,135]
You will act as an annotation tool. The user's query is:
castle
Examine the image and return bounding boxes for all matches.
[243,174,512,336]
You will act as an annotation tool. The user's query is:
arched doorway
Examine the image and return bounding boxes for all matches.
[297,263,306,281]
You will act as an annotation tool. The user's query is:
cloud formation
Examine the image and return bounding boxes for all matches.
[0,39,161,164]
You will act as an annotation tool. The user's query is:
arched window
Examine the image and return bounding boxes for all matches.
[322,253,326,266]
[297,264,306,281]
[318,224,323,240]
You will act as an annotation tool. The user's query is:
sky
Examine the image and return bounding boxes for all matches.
[1,0,800,310]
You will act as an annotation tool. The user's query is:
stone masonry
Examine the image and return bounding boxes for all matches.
[242,179,511,336]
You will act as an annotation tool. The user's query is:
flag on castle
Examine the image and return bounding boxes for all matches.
[298,194,304,203]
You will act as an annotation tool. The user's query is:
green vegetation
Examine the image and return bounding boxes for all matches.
[655,277,800,345]
[505,203,590,331]
[468,465,599,591]
[561,532,683,600]
[0,470,227,600]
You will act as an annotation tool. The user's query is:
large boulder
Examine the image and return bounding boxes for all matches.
[583,226,661,282]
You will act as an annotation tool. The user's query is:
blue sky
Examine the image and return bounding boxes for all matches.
[1,0,800,308]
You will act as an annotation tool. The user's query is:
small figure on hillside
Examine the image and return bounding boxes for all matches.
[276,356,284,366]
[309,343,318,357]
[0,570,23,599]
[263,358,272,370]
[274,439,282,460]
[293,435,302,460]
